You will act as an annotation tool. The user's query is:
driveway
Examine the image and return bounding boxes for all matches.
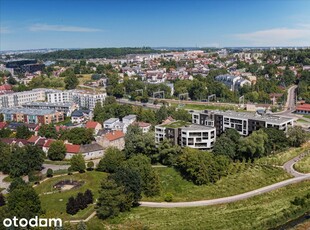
[41,164,70,174]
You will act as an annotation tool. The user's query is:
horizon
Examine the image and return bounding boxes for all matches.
[1,0,310,50]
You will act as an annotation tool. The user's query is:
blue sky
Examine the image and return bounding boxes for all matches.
[1,0,310,50]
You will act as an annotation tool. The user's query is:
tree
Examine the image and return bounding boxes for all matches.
[8,177,27,192]
[0,142,11,174]
[223,128,240,143]
[96,177,127,219]
[47,168,53,177]
[87,161,94,171]
[111,167,142,206]
[213,136,236,159]
[16,125,32,139]
[287,126,307,147]
[176,148,229,185]
[7,184,42,219]
[238,129,268,160]
[84,189,94,205]
[48,140,66,161]
[76,192,87,210]
[158,139,182,165]
[70,154,86,172]
[124,125,157,160]
[0,128,12,138]
[9,145,44,177]
[66,196,78,215]
[262,128,288,154]
[124,155,161,197]
[38,124,58,139]
[0,193,5,207]
[61,127,94,145]
[97,147,126,173]
[64,73,79,89]
[155,106,168,123]
[76,221,87,230]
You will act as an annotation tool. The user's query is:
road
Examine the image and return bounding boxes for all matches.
[41,164,70,174]
[140,151,310,208]
[283,150,310,177]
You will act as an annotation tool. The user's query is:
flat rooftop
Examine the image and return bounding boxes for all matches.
[0,107,57,116]
[181,124,215,131]
[22,101,76,107]
[159,120,191,128]
[200,110,294,124]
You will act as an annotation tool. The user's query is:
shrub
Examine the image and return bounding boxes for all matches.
[164,193,173,202]
[46,168,53,177]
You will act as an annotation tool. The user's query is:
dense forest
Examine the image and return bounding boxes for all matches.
[17,47,161,60]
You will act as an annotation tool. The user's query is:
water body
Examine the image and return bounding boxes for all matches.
[270,212,310,230]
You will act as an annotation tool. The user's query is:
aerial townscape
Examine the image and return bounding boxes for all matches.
[0,0,310,229]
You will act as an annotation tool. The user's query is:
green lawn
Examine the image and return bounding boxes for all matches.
[142,165,291,202]
[35,171,106,221]
[303,115,310,119]
[294,153,310,173]
[297,119,309,123]
[87,181,310,230]
[161,120,191,128]
[256,142,310,166]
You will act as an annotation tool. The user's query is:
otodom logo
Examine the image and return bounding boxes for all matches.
[3,216,62,228]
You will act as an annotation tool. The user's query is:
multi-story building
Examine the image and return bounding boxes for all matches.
[191,110,294,136]
[0,108,64,125]
[22,102,79,117]
[0,88,49,108]
[5,59,44,74]
[215,74,251,91]
[46,90,106,110]
[155,120,216,149]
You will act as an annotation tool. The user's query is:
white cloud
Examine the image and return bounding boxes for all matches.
[0,26,11,34]
[29,23,102,32]
[234,26,310,46]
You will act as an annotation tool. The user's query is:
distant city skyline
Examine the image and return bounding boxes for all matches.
[1,0,310,50]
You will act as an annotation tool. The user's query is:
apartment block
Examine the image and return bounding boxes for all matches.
[155,120,216,149]
[22,101,79,117]
[191,110,294,136]
[0,108,64,125]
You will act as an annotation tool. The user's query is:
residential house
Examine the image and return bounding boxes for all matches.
[133,121,152,133]
[85,121,102,135]
[79,143,104,160]
[96,130,125,150]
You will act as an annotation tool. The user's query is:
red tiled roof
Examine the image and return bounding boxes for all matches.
[133,121,151,128]
[85,121,100,129]
[0,122,7,129]
[43,139,55,148]
[105,130,125,141]
[65,144,80,153]
[296,103,310,112]
[27,135,40,143]
[35,137,47,147]
[55,125,67,132]
[0,85,12,90]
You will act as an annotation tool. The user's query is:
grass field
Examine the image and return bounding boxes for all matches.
[294,153,310,173]
[303,115,310,119]
[35,171,106,221]
[256,142,310,166]
[142,165,292,202]
[297,119,309,123]
[86,181,310,230]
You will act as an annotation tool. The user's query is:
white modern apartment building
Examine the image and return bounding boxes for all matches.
[191,110,294,136]
[215,74,251,91]
[155,120,216,149]
[46,89,107,110]
[0,88,50,108]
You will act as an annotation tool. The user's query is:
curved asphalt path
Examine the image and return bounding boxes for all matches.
[140,151,310,208]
